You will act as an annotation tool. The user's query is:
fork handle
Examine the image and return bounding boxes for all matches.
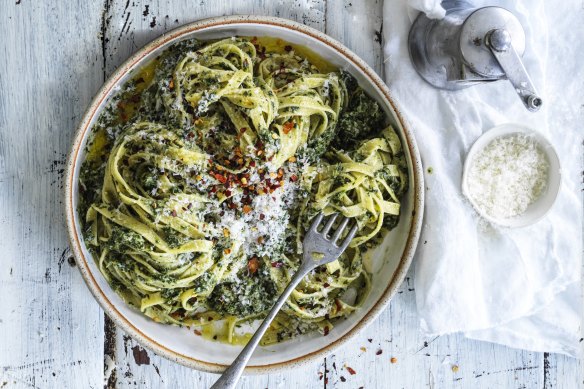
[210,267,310,389]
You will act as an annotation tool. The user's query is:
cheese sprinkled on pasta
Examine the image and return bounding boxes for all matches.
[79,37,408,344]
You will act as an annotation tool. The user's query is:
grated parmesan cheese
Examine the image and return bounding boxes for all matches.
[466,133,549,219]
[210,161,303,259]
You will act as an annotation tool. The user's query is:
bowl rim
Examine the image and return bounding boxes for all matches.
[64,15,425,374]
[461,123,562,228]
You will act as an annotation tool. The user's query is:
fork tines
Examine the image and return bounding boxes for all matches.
[311,213,358,249]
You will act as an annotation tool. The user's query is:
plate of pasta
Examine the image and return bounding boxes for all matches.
[65,16,424,373]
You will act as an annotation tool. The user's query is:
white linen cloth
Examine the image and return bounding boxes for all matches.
[383,0,583,357]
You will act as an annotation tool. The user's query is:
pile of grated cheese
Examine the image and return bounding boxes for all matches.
[194,150,309,260]
[466,133,549,219]
[209,161,303,259]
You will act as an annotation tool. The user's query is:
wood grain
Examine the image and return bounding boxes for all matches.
[0,2,106,388]
[0,0,581,388]
[326,0,385,75]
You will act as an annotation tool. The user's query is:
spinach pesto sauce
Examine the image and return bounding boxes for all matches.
[209,268,277,317]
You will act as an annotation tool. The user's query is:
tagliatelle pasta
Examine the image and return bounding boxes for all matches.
[79,37,408,345]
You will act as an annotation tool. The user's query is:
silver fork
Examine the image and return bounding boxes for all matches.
[211,213,357,389]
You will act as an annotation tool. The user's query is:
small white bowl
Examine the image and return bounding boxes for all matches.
[462,123,561,228]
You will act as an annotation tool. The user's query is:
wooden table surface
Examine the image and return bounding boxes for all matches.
[0,1,581,388]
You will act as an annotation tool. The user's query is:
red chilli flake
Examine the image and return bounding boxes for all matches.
[346,366,356,375]
[271,262,283,268]
[282,121,294,134]
[290,174,298,182]
[214,173,227,183]
[248,257,260,274]
[171,210,177,217]
[259,213,265,220]
[194,330,202,336]
[240,127,247,133]
[323,326,330,336]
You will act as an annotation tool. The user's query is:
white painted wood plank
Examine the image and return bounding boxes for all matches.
[326,0,385,75]
[545,353,584,389]
[112,328,325,389]
[0,2,105,389]
[100,1,326,388]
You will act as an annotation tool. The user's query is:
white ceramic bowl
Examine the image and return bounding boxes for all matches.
[65,16,424,374]
[462,123,561,228]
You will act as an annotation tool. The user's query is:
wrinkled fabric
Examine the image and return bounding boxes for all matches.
[383,0,583,357]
